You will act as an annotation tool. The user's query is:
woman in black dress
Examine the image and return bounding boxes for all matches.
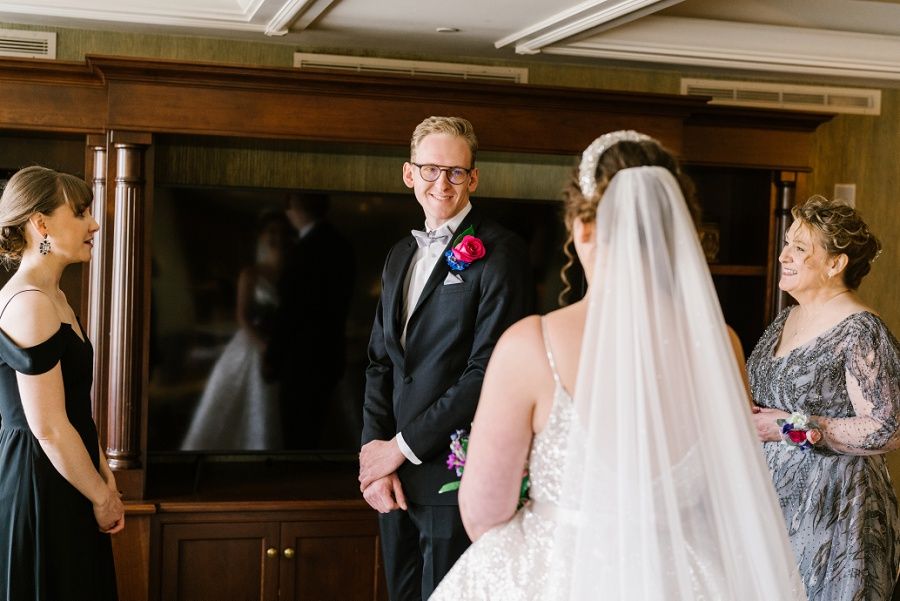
[0,166,123,600]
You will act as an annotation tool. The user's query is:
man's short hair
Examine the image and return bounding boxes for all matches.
[410,116,478,166]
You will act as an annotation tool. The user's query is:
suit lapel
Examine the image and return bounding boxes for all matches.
[387,239,418,354]
[409,209,480,322]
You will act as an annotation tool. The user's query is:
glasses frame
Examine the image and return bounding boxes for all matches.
[409,162,473,185]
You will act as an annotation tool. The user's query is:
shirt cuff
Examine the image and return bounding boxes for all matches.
[396,432,422,465]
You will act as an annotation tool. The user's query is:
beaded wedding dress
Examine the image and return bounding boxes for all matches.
[431,321,730,600]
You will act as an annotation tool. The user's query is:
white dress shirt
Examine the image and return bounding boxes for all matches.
[396,202,472,465]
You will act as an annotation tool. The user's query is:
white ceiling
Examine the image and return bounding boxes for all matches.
[2,0,900,82]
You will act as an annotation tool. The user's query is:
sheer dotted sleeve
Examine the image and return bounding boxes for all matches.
[823,314,900,454]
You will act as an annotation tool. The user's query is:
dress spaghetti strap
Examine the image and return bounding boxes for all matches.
[0,289,42,321]
[539,316,562,389]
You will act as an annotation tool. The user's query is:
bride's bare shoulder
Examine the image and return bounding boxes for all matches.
[495,314,544,355]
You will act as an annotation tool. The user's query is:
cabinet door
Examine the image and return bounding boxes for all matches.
[279,519,384,601]
[160,521,280,601]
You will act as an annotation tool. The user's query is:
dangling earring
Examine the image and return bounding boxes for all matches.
[39,234,51,256]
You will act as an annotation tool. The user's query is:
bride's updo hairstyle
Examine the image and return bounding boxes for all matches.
[559,131,700,304]
[0,165,93,269]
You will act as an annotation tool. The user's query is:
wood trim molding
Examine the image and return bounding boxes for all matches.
[0,55,827,156]
[157,499,372,514]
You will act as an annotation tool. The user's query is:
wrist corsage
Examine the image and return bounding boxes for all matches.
[444,226,486,272]
[438,428,530,508]
[777,411,823,450]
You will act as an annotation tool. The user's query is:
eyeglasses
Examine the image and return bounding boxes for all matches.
[410,163,472,185]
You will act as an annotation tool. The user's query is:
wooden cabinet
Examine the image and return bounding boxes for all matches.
[279,518,382,601]
[688,165,781,353]
[160,520,280,601]
[155,503,386,601]
[685,165,806,353]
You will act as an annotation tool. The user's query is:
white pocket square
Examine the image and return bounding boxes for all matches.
[443,273,463,285]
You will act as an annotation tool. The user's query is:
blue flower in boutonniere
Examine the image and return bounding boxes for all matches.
[444,225,486,271]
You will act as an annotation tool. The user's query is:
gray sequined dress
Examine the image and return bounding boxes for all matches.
[748,309,900,600]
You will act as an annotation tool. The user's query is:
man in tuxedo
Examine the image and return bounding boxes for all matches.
[267,191,354,449]
[359,116,532,600]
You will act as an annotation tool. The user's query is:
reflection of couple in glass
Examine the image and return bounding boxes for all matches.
[182,210,291,450]
[182,192,353,451]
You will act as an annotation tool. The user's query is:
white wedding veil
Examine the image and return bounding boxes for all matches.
[543,159,806,599]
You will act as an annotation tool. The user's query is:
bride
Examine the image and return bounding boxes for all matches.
[429,131,806,600]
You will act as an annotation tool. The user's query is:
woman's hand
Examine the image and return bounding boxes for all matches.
[751,406,790,442]
[93,486,125,534]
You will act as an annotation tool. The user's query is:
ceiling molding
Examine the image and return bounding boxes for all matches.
[0,0,290,31]
[494,0,683,55]
[0,1,248,21]
[541,16,900,81]
[265,0,338,36]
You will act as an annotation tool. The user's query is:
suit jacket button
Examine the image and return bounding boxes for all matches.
[403,376,413,384]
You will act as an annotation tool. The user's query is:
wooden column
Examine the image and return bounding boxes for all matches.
[773,173,797,316]
[106,132,151,488]
[85,134,110,444]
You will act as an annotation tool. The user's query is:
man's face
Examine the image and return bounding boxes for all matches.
[402,133,478,228]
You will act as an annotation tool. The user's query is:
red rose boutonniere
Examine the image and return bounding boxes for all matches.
[444,226,486,271]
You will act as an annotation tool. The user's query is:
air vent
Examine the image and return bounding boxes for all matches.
[0,29,56,60]
[681,78,881,115]
[293,53,528,84]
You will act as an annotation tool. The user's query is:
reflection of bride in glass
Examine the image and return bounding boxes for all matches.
[181,211,292,451]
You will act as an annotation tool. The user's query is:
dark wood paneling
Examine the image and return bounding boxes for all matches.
[104,80,687,155]
[112,503,156,601]
[0,59,104,133]
[683,125,815,171]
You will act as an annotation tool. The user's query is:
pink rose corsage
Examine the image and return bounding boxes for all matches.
[444,226,485,271]
[777,411,823,451]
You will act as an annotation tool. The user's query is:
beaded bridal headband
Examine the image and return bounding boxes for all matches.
[578,130,654,199]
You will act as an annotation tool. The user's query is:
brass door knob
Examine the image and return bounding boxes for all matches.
[283,547,295,559]
[266,547,278,558]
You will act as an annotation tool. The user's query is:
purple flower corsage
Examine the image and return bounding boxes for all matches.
[438,428,530,508]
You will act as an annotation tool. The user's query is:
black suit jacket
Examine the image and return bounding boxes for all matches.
[362,206,533,505]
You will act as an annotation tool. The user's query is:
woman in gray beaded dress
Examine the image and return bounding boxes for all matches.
[749,196,900,600]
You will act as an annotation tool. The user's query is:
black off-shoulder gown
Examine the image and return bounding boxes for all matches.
[0,323,117,601]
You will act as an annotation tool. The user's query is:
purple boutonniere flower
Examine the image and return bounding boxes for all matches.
[444,226,486,272]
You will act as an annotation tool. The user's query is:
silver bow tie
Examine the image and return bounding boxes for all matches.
[411,226,452,249]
